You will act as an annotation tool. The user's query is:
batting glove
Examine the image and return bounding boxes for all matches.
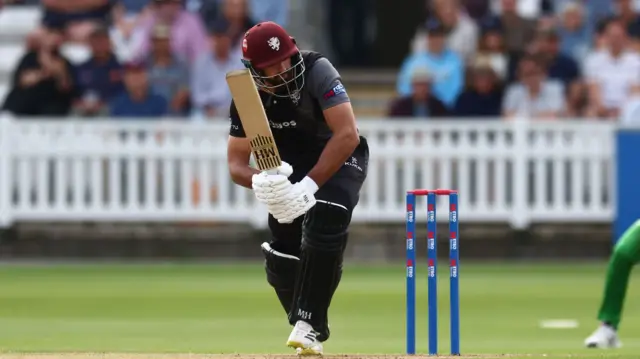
[269,176,318,224]
[252,161,294,205]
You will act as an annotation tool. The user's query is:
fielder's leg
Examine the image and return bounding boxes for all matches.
[585,219,640,348]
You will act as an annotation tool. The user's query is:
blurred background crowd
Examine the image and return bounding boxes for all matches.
[1,0,640,123]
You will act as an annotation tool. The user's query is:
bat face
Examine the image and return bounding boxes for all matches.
[226,69,282,172]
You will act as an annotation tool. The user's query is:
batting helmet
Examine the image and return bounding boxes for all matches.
[241,22,305,101]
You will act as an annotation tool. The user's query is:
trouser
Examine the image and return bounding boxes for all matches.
[263,138,368,342]
[597,219,640,329]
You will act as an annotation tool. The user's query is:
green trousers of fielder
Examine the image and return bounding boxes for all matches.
[585,219,640,348]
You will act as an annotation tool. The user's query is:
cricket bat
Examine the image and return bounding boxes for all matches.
[225,69,282,173]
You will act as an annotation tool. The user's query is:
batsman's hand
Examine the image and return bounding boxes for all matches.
[252,161,294,205]
[269,177,318,224]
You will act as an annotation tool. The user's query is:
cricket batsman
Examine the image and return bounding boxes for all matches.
[584,220,640,348]
[226,22,369,355]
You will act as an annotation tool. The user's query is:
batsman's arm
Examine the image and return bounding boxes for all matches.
[227,102,260,189]
[305,58,360,187]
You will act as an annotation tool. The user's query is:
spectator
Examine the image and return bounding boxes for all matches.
[41,0,113,43]
[2,26,76,116]
[461,0,492,22]
[145,24,191,116]
[533,28,580,87]
[219,0,256,46]
[488,0,536,53]
[249,0,289,27]
[584,20,640,118]
[191,20,243,118]
[454,60,503,117]
[109,63,168,118]
[614,0,640,30]
[73,25,125,117]
[564,81,592,117]
[475,17,508,80]
[412,0,479,63]
[398,21,464,108]
[490,0,554,19]
[199,0,286,29]
[557,1,593,63]
[502,55,565,119]
[388,68,449,118]
[133,0,209,65]
[110,0,153,62]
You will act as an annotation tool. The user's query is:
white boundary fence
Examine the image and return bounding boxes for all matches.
[0,117,616,229]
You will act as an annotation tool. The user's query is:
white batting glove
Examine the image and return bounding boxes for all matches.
[252,161,294,205]
[269,177,319,224]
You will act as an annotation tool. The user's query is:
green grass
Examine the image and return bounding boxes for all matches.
[0,262,638,358]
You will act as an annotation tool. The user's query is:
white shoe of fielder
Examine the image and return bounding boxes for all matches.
[286,320,324,355]
[584,324,622,349]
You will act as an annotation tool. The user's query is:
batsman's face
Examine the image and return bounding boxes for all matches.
[261,58,294,86]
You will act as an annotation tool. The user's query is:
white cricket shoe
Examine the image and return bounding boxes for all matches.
[584,324,622,348]
[286,320,324,355]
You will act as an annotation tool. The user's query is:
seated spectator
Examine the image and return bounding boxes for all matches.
[564,81,593,117]
[110,0,153,62]
[2,26,76,116]
[146,24,191,116]
[475,17,508,80]
[461,0,492,22]
[388,67,449,118]
[398,21,464,108]
[487,0,536,53]
[109,63,168,118]
[133,0,209,65]
[219,0,256,46]
[191,20,244,118]
[584,19,640,118]
[412,0,479,63]
[249,0,289,27]
[41,0,113,43]
[454,60,503,117]
[533,28,580,87]
[615,0,640,30]
[199,0,284,31]
[72,25,125,117]
[557,1,593,63]
[502,55,565,119]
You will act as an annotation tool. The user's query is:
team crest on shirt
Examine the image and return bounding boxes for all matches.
[268,37,280,51]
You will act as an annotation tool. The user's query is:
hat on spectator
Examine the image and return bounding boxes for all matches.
[472,57,496,74]
[152,24,171,39]
[411,67,432,83]
[425,19,447,36]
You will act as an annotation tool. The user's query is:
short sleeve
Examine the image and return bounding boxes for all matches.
[229,101,246,137]
[306,58,350,110]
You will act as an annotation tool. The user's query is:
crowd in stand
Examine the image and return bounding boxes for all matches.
[0,0,287,119]
[390,0,640,121]
[4,0,640,122]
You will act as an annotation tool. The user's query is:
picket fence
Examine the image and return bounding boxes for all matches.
[0,117,616,229]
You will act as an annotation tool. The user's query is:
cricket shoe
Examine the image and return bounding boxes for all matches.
[286,320,324,355]
[584,324,622,348]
